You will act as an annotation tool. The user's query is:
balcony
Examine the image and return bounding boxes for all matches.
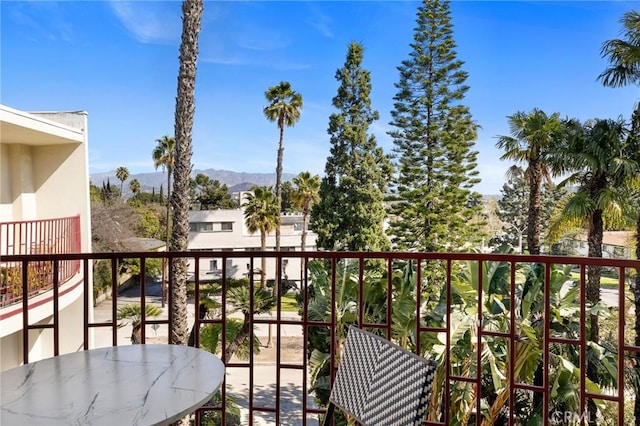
[1,249,639,425]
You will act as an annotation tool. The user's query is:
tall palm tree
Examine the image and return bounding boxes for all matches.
[242,187,279,289]
[263,81,303,255]
[152,136,176,242]
[496,108,562,254]
[549,117,638,425]
[598,10,640,88]
[115,166,129,198]
[153,136,176,309]
[598,12,640,423]
[129,178,141,198]
[169,0,202,346]
[292,172,321,281]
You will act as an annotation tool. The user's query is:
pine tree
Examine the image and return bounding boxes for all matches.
[311,42,392,251]
[497,168,567,253]
[388,0,482,252]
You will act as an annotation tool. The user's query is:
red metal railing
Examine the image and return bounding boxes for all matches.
[2,250,639,425]
[0,216,81,307]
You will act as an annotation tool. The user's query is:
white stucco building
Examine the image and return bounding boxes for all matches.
[0,104,92,370]
[188,197,317,284]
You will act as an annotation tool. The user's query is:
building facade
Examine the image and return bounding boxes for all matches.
[188,196,317,285]
[0,105,92,370]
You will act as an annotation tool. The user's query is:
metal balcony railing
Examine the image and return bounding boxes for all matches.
[1,250,639,425]
[0,216,81,306]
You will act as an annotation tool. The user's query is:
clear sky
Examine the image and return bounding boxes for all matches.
[1,1,638,194]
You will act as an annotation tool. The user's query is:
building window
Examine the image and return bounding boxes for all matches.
[221,222,233,231]
[190,222,214,232]
[210,260,218,271]
[281,247,296,252]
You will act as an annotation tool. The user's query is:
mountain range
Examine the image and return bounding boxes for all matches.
[90,168,296,195]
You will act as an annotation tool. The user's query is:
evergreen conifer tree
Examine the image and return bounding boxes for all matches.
[311,42,392,251]
[388,0,482,252]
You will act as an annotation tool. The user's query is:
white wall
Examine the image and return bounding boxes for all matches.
[188,208,316,282]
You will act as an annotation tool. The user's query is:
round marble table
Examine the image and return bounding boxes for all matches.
[0,344,225,425]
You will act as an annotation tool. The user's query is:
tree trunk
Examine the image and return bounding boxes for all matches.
[275,123,284,253]
[586,209,604,426]
[634,216,640,426]
[170,0,202,346]
[188,303,208,347]
[131,324,142,344]
[260,231,267,289]
[300,211,307,282]
[224,313,251,363]
[527,161,541,255]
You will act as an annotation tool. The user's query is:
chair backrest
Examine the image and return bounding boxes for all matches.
[327,326,437,426]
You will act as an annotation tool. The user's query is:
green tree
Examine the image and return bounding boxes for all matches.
[117,303,163,344]
[311,41,392,251]
[152,135,175,250]
[598,12,640,421]
[100,178,120,203]
[89,183,102,203]
[263,81,303,253]
[190,173,237,210]
[280,181,295,213]
[115,166,129,197]
[550,117,639,424]
[496,167,566,253]
[598,10,640,88]
[388,0,482,253]
[129,178,141,198]
[292,171,321,280]
[242,187,279,289]
[169,0,202,346]
[496,109,563,255]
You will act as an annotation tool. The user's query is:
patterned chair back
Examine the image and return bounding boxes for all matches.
[323,326,437,426]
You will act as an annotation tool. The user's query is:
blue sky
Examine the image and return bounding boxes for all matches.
[1,1,638,195]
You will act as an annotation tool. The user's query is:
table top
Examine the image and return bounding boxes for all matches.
[0,344,225,426]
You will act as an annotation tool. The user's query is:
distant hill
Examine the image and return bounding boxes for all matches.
[90,168,296,196]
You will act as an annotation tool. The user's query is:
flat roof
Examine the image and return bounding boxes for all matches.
[0,104,85,146]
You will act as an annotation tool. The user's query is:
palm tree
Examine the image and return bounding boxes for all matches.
[115,166,129,198]
[263,81,303,255]
[598,10,640,88]
[291,171,321,281]
[496,109,562,254]
[242,187,279,289]
[129,179,141,198]
[549,117,638,424]
[169,0,203,346]
[152,136,176,243]
[598,12,640,423]
[117,303,163,344]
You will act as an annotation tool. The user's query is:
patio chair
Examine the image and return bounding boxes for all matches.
[322,325,437,426]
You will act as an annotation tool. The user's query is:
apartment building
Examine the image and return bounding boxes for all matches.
[188,197,317,285]
[0,104,92,370]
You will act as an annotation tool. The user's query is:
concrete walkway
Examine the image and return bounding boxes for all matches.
[92,280,319,425]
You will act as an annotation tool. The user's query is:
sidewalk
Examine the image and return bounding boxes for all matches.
[92,281,319,425]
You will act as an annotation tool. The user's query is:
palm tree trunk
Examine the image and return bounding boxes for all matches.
[162,170,171,308]
[224,313,252,362]
[527,162,542,255]
[275,124,284,254]
[634,216,640,426]
[586,209,604,426]
[169,0,202,346]
[300,211,307,282]
[260,231,267,289]
[131,324,142,344]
